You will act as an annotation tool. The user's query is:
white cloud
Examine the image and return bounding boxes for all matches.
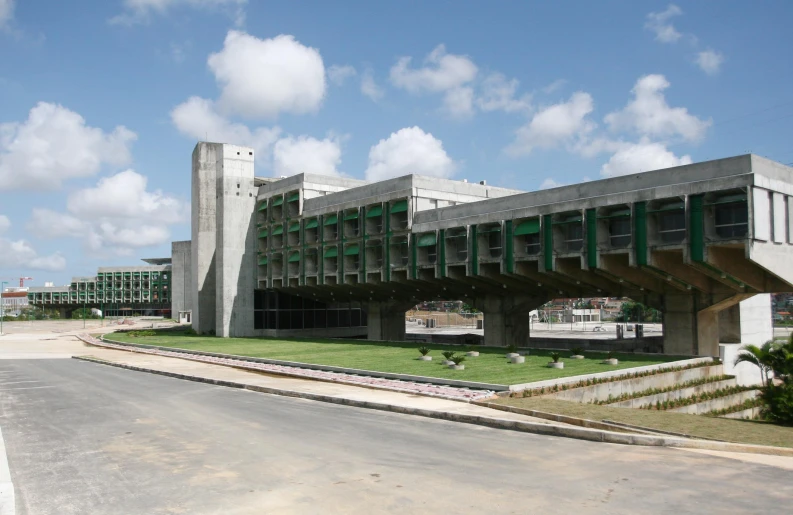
[506,92,595,156]
[600,139,692,177]
[645,4,682,43]
[365,127,455,181]
[111,0,246,26]
[273,135,342,177]
[476,73,531,113]
[208,31,326,119]
[542,79,567,94]
[0,238,66,271]
[0,214,9,234]
[604,75,710,142]
[696,49,724,75]
[328,64,356,86]
[170,96,281,162]
[27,170,188,255]
[539,178,566,190]
[442,87,475,118]
[390,44,478,116]
[360,69,384,101]
[0,0,14,27]
[0,102,136,191]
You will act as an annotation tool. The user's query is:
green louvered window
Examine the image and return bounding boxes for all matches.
[366,205,383,218]
[514,219,540,235]
[324,214,338,225]
[288,252,300,262]
[344,210,359,221]
[305,218,318,229]
[272,196,284,206]
[391,200,408,213]
[344,244,360,256]
[288,222,300,233]
[324,247,338,258]
[287,192,299,202]
[417,233,437,247]
[272,225,284,235]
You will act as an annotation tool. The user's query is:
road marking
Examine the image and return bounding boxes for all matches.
[0,386,55,391]
[0,426,15,515]
[0,381,40,386]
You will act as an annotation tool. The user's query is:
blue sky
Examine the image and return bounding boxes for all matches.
[1,0,792,286]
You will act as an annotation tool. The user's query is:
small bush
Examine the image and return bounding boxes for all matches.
[550,352,561,363]
[418,346,430,356]
[451,354,466,365]
[506,343,518,353]
[442,350,455,360]
[761,385,793,425]
[571,347,584,356]
[183,327,198,336]
[127,330,156,337]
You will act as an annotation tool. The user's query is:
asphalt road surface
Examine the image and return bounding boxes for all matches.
[1,359,791,514]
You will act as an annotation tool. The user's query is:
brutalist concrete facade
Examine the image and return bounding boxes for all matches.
[192,141,793,356]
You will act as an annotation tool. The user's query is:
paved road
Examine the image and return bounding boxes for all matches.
[1,360,791,514]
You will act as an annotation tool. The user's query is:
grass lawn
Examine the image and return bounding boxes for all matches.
[491,397,793,448]
[105,329,685,386]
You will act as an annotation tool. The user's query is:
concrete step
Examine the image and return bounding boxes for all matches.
[544,364,725,404]
[720,406,763,420]
[666,389,760,415]
[606,377,738,409]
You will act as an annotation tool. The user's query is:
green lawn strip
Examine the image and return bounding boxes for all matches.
[106,330,683,385]
[491,397,793,448]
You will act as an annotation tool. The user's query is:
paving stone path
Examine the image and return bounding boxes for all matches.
[77,334,496,402]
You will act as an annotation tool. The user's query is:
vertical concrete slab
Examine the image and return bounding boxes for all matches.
[215,144,257,337]
[367,301,410,341]
[663,295,697,355]
[752,188,771,241]
[773,192,786,243]
[738,293,773,345]
[191,142,222,334]
[171,240,192,321]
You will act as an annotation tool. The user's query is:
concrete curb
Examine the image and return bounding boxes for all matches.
[98,335,508,391]
[72,355,793,457]
[0,426,15,515]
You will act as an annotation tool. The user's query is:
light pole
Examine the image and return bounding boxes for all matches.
[0,281,7,335]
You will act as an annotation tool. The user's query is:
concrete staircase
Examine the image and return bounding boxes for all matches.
[541,363,762,419]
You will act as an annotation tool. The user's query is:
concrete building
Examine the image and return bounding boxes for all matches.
[27,260,172,317]
[175,144,793,355]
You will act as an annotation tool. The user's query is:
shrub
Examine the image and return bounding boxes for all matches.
[418,346,430,356]
[451,354,466,365]
[761,385,793,425]
[183,327,198,336]
[506,343,518,353]
[606,351,616,360]
[442,350,455,360]
[571,347,584,356]
[550,352,561,363]
[127,330,156,337]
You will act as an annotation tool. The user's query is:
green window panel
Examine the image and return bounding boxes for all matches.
[706,193,747,206]
[391,200,408,213]
[554,214,582,224]
[324,214,338,226]
[344,211,359,220]
[288,222,300,233]
[288,252,300,262]
[258,202,267,212]
[344,244,360,256]
[648,201,684,213]
[272,196,284,206]
[417,233,437,247]
[324,247,338,258]
[478,224,501,233]
[259,257,269,265]
[258,229,268,238]
[305,218,318,229]
[514,219,540,235]
[287,192,300,202]
[272,224,284,235]
[598,208,631,219]
[366,205,383,218]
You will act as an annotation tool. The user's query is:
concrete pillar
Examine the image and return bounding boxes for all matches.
[215,145,257,338]
[479,295,542,348]
[367,301,410,341]
[718,304,741,343]
[191,143,221,335]
[718,293,774,346]
[171,240,192,322]
[663,295,698,355]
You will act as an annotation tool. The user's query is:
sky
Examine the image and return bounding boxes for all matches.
[1,0,792,287]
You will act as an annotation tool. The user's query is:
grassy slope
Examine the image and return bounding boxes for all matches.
[107,330,682,385]
[492,397,793,448]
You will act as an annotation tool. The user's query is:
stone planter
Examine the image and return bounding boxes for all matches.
[602,358,619,365]
[510,356,525,364]
[506,352,520,358]
[449,364,465,370]
[442,360,454,366]
[418,355,432,361]
[466,351,480,357]
[547,362,564,369]
[570,355,585,359]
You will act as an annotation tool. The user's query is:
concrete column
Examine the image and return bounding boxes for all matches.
[215,145,257,338]
[663,295,698,355]
[171,240,192,322]
[718,304,741,343]
[479,295,543,348]
[191,142,221,335]
[717,293,773,346]
[367,301,410,341]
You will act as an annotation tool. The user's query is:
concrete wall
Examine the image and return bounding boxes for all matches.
[171,240,192,321]
[215,145,257,337]
[191,142,222,334]
[738,293,773,345]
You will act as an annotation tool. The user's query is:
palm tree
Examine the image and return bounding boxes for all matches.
[734,341,777,387]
